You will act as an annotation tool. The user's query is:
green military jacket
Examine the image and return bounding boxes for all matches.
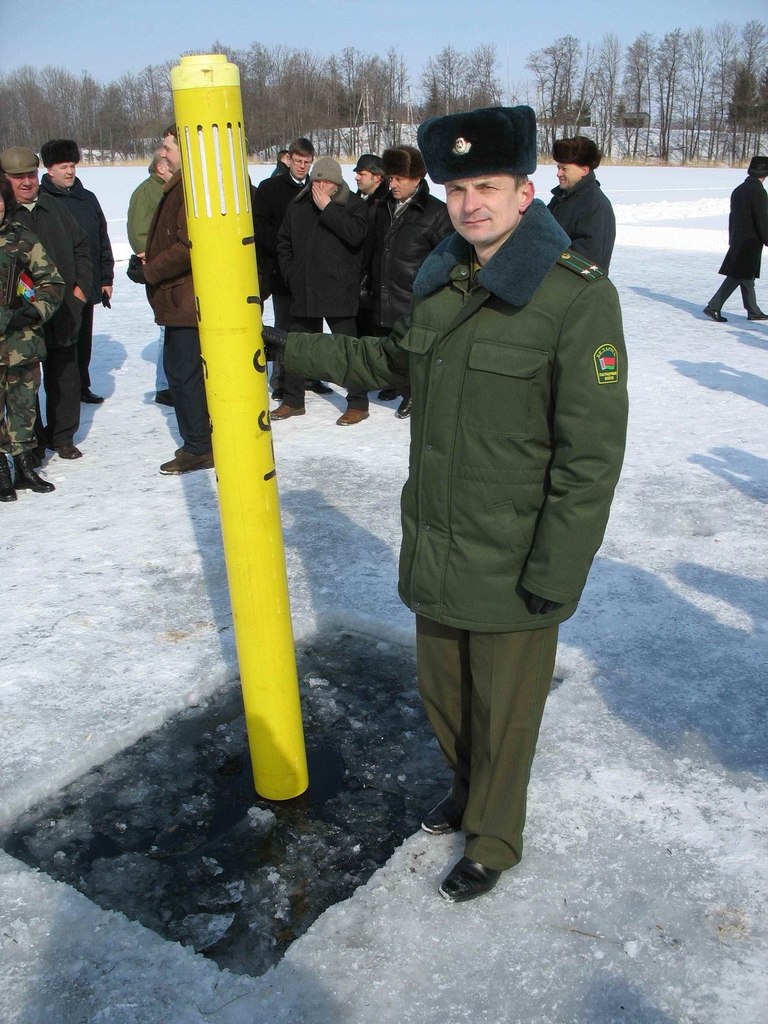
[1,217,65,366]
[284,199,628,632]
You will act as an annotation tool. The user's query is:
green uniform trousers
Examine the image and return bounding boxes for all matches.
[416,615,559,871]
[1,362,41,455]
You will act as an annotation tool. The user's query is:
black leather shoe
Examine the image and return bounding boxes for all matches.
[54,444,83,460]
[747,312,768,321]
[421,795,464,836]
[703,307,727,323]
[81,389,104,404]
[305,380,333,395]
[377,388,399,401]
[154,389,174,406]
[439,857,501,903]
[13,452,55,493]
[395,396,412,419]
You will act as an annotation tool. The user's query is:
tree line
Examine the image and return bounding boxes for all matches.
[0,22,765,166]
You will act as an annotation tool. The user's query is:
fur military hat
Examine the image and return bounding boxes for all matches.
[382,146,426,180]
[40,139,81,167]
[552,136,602,170]
[353,153,384,176]
[0,147,39,174]
[417,106,537,183]
[747,155,768,176]
[310,156,344,186]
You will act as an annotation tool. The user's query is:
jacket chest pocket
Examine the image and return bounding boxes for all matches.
[461,341,549,437]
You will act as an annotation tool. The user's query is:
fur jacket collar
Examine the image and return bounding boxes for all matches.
[413,198,569,308]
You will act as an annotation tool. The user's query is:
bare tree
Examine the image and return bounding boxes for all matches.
[593,33,621,157]
[465,44,502,108]
[526,35,583,151]
[707,23,739,161]
[420,46,470,116]
[654,30,684,161]
[622,32,655,159]
[678,28,711,162]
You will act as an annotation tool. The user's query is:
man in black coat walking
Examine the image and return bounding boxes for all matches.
[704,156,768,323]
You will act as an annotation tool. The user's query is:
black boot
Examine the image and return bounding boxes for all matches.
[13,452,55,493]
[0,456,17,502]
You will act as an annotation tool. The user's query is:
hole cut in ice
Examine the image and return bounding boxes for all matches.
[2,630,446,977]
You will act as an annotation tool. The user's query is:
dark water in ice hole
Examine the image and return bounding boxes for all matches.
[2,630,449,977]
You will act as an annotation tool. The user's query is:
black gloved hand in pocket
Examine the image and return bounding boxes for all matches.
[126,254,146,285]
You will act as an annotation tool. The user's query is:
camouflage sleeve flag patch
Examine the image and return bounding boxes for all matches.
[594,344,619,384]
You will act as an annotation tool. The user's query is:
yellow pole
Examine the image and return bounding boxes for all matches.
[169,53,308,800]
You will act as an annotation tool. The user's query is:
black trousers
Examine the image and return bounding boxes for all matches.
[283,315,367,410]
[163,326,211,455]
[35,344,81,449]
[77,302,95,391]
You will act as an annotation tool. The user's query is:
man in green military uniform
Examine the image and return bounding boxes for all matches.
[1,175,65,500]
[263,106,628,902]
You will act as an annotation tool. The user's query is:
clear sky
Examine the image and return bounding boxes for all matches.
[4,0,766,92]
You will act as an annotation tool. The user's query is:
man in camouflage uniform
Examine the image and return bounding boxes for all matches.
[0,177,64,500]
[0,146,92,461]
[264,106,628,903]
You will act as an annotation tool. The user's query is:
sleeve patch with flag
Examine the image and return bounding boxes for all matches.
[594,344,619,384]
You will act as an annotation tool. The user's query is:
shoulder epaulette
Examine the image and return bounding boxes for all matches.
[557,250,605,281]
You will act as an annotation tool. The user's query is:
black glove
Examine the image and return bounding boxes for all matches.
[126,254,146,284]
[261,324,287,361]
[523,589,564,615]
[101,290,111,308]
[8,303,40,331]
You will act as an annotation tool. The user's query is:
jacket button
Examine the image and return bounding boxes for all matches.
[435,358,443,366]
[425,443,433,451]
[423,524,431,531]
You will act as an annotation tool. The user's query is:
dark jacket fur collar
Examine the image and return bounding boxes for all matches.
[413,198,570,307]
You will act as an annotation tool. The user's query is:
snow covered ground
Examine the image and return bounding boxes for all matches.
[1,163,767,1023]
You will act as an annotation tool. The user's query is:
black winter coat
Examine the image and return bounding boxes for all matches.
[252,173,307,298]
[548,171,616,273]
[719,175,768,280]
[368,179,452,328]
[12,192,93,350]
[39,174,114,304]
[278,182,368,318]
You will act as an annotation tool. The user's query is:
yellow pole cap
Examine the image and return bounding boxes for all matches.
[170,53,240,91]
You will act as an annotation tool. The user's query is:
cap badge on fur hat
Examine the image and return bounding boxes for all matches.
[417,106,537,183]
